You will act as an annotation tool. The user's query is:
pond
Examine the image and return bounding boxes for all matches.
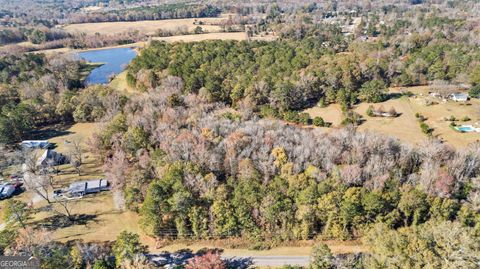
[79,47,137,85]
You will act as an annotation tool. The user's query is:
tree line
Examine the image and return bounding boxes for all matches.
[69,4,222,24]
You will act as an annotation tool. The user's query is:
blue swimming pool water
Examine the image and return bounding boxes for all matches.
[80,47,137,85]
[457,126,475,132]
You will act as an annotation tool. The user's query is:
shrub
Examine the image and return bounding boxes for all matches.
[388,107,398,117]
[366,105,375,117]
[416,113,426,122]
[283,111,300,123]
[313,116,326,127]
[299,113,312,125]
[310,243,334,269]
[341,111,363,126]
[402,91,414,97]
[462,116,471,122]
[420,122,433,135]
[194,26,204,34]
[468,84,480,98]
[186,251,226,269]
[259,105,279,118]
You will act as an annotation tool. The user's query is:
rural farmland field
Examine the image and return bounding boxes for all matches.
[62,16,229,36]
[152,32,248,42]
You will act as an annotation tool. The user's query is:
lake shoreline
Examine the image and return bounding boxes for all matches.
[80,47,137,85]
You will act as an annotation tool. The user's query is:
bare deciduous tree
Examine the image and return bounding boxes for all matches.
[69,139,84,176]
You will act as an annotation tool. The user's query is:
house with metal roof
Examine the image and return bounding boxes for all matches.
[37,149,66,167]
[450,92,469,102]
[67,179,109,197]
[21,140,50,149]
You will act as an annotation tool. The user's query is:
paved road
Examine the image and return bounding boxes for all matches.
[223,255,309,267]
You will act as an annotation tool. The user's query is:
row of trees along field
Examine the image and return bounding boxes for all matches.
[0,222,476,268]
[69,4,222,23]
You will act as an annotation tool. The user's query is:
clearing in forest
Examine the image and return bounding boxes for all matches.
[152,32,247,42]
[304,86,480,148]
[62,17,228,36]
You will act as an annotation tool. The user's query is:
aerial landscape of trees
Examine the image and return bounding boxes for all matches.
[0,0,480,268]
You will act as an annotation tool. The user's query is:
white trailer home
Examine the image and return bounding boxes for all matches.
[67,179,109,197]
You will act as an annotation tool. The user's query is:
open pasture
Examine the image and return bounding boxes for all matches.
[62,17,228,36]
[304,86,480,148]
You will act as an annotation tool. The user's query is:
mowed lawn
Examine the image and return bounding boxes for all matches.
[304,86,480,149]
[62,17,227,36]
[48,122,99,153]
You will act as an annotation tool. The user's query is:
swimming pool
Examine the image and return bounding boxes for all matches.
[456,125,477,132]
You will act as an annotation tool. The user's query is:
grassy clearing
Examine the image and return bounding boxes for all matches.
[47,122,99,153]
[304,86,480,148]
[109,71,135,94]
[152,32,247,42]
[62,17,227,36]
[303,103,344,128]
[48,191,148,245]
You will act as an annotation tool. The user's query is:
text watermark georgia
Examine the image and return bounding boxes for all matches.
[0,256,40,269]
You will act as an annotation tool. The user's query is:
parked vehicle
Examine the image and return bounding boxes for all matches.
[0,182,22,199]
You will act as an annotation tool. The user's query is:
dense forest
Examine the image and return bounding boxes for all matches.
[127,36,480,119]
[1,0,480,268]
[86,80,480,241]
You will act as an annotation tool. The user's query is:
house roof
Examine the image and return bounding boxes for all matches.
[21,140,50,148]
[451,92,468,99]
[37,149,63,166]
[69,179,108,193]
